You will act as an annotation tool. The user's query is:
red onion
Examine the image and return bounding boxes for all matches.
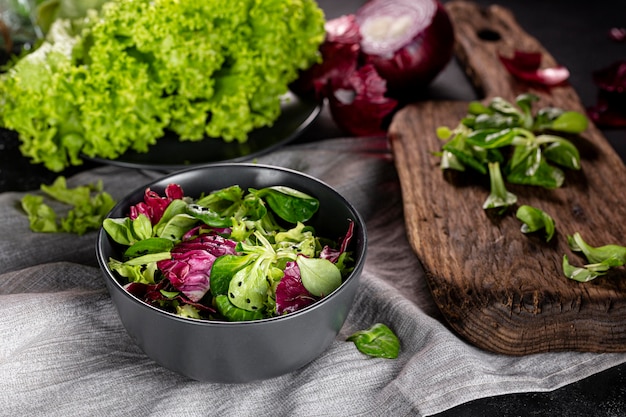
[355,0,455,99]
[291,0,455,135]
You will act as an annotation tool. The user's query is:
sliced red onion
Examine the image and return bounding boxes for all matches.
[356,0,437,57]
[292,0,454,133]
[355,0,454,98]
[499,51,570,86]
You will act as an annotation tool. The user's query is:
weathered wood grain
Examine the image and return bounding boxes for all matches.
[389,1,626,354]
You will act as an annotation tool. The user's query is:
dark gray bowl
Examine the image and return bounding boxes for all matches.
[96,163,367,383]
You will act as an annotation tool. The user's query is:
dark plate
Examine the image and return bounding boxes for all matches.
[87,92,321,171]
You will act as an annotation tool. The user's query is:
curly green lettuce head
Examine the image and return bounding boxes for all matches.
[0,0,325,171]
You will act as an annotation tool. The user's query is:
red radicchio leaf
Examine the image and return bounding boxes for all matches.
[124,281,166,300]
[275,261,317,315]
[499,50,570,86]
[320,219,355,263]
[328,64,398,136]
[587,94,626,128]
[164,183,184,200]
[129,183,185,225]
[157,235,237,302]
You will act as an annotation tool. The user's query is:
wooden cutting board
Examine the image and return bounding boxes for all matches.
[389,1,626,355]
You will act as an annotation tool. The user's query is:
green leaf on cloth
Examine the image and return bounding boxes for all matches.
[20,176,116,235]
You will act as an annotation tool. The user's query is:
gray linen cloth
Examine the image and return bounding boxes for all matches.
[1,137,625,416]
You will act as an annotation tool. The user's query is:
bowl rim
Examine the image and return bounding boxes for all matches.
[96,162,367,327]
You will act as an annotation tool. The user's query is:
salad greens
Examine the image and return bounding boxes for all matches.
[434,95,624,282]
[103,184,356,321]
[0,0,325,172]
[21,176,116,235]
[435,95,625,284]
[34,0,110,34]
[482,161,517,213]
[562,233,626,282]
[515,205,556,242]
[347,323,400,359]
[437,94,587,202]
[436,94,588,239]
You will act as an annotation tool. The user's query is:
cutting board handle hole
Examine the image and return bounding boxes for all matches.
[476,28,501,42]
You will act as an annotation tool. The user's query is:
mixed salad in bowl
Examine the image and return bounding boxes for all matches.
[102,182,355,322]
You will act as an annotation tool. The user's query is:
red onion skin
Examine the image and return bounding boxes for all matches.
[360,2,455,100]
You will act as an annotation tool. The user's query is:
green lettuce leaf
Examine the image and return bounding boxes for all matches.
[21,176,116,235]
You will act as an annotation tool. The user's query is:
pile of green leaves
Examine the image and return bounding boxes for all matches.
[21,176,115,235]
[0,0,325,171]
[437,93,587,191]
[437,94,587,234]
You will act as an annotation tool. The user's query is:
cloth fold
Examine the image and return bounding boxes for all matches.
[1,137,625,416]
